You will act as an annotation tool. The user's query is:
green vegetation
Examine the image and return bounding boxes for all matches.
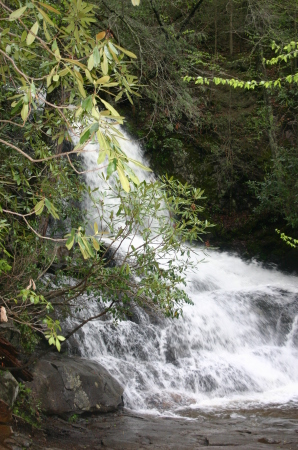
[102,0,298,260]
[0,0,212,352]
[1,0,298,357]
[12,383,41,428]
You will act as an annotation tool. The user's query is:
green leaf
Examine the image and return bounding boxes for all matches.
[128,158,152,171]
[92,107,100,119]
[9,6,27,20]
[75,106,83,118]
[80,128,91,144]
[36,6,55,27]
[59,68,69,77]
[21,103,29,121]
[57,335,66,341]
[43,20,51,40]
[26,21,39,46]
[56,338,61,352]
[77,235,89,259]
[88,54,94,71]
[90,122,99,134]
[76,78,86,98]
[82,237,95,258]
[108,42,118,55]
[85,69,93,83]
[117,165,130,192]
[93,47,100,67]
[101,53,108,75]
[99,98,119,117]
[96,75,110,85]
[97,150,106,164]
[65,234,75,250]
[107,159,117,176]
[82,95,93,112]
[34,199,45,215]
[113,43,137,59]
[96,129,108,150]
[92,237,100,251]
[123,163,139,185]
[44,198,59,219]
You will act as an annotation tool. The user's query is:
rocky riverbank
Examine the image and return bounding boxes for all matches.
[3,406,298,450]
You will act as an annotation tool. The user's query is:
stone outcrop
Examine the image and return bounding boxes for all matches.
[26,354,124,416]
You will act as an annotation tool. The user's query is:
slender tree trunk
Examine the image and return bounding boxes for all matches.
[229,0,233,56]
[295,7,297,71]
[215,0,218,57]
[260,48,279,160]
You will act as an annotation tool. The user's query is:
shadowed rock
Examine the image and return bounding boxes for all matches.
[26,354,124,416]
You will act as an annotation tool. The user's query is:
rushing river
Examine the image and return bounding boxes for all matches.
[69,127,298,417]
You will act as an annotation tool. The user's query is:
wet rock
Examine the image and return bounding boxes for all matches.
[0,371,19,415]
[26,354,124,416]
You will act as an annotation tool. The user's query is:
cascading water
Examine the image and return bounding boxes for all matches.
[70,127,298,416]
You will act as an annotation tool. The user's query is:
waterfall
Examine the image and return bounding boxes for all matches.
[69,127,298,416]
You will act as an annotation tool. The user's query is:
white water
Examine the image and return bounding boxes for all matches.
[70,128,298,415]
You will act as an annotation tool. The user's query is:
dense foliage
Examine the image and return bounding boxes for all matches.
[1,0,298,354]
[97,0,298,249]
[0,0,211,351]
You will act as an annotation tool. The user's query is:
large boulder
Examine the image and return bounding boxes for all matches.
[26,354,124,416]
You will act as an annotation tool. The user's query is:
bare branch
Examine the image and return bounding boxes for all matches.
[149,0,169,40]
[177,0,205,39]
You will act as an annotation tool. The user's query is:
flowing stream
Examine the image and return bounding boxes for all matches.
[70,128,298,417]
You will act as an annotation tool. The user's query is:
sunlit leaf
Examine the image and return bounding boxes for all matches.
[117,165,130,192]
[97,150,106,164]
[92,237,100,251]
[34,199,45,215]
[9,6,27,20]
[96,75,110,85]
[99,98,120,117]
[113,43,137,59]
[88,54,94,71]
[21,103,29,121]
[101,53,108,75]
[26,21,39,46]
[129,158,152,171]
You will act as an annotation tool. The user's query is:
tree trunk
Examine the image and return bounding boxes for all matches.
[229,0,233,56]
[215,0,218,57]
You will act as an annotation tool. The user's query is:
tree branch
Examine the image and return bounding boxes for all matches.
[64,301,115,340]
[149,0,169,40]
[177,0,205,39]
